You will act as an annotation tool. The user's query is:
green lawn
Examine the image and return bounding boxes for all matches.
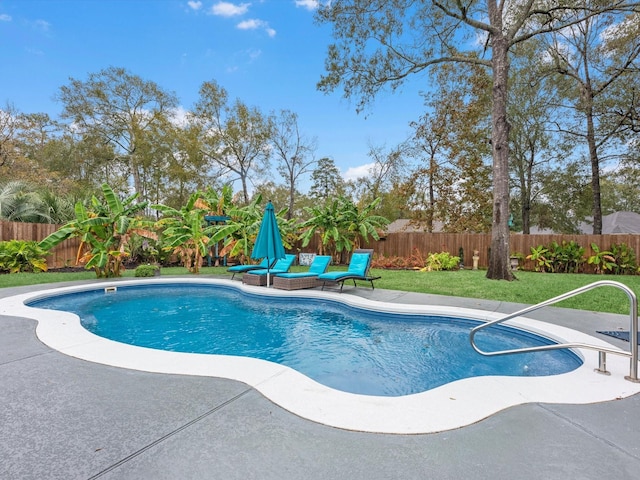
[1,266,638,315]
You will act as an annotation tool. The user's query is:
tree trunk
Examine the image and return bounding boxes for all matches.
[428,152,435,232]
[486,31,515,280]
[521,149,534,234]
[287,176,295,220]
[586,106,603,234]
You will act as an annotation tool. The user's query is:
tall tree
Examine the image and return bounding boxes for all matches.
[508,40,569,234]
[316,0,638,280]
[308,157,346,201]
[545,6,640,233]
[354,141,405,209]
[0,102,20,169]
[57,66,179,202]
[271,109,317,219]
[192,80,272,205]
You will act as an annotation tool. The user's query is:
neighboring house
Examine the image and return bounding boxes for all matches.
[579,212,640,234]
[386,218,445,233]
[529,212,640,235]
[390,212,640,235]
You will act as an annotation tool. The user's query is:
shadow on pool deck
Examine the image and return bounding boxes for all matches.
[1,278,640,480]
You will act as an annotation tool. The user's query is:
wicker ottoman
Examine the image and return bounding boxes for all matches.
[272,275,321,290]
[242,273,267,286]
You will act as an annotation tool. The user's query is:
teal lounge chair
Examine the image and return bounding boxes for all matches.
[272,255,332,290]
[242,254,297,286]
[317,249,380,291]
[227,257,275,280]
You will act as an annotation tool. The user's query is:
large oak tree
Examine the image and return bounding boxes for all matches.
[316,0,638,280]
[57,67,179,203]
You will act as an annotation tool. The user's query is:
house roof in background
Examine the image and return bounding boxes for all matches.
[388,212,640,235]
[592,211,640,234]
[386,219,445,233]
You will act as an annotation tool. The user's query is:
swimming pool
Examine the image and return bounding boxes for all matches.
[28,283,581,397]
[4,278,638,434]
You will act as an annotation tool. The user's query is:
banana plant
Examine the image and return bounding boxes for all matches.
[39,183,150,277]
[526,245,552,272]
[153,192,218,273]
[209,195,265,263]
[587,243,616,274]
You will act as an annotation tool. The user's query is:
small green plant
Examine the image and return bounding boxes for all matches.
[134,264,160,277]
[0,240,49,273]
[420,251,460,271]
[587,243,616,274]
[610,243,637,275]
[548,240,585,273]
[526,245,552,272]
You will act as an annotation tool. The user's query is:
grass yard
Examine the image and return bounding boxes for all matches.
[1,265,638,316]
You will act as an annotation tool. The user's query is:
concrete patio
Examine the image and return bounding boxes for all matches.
[2,279,640,479]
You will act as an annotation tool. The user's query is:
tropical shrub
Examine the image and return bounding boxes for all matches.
[547,240,585,273]
[420,251,460,271]
[153,192,218,274]
[0,240,49,273]
[209,195,267,264]
[610,243,637,275]
[299,196,389,260]
[134,264,160,277]
[526,241,585,273]
[39,183,153,278]
[526,245,552,272]
[587,243,617,274]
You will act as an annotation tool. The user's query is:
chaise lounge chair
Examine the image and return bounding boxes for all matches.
[227,257,276,280]
[317,249,380,292]
[272,255,332,290]
[242,254,297,286]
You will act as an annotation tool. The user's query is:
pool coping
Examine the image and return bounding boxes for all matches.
[2,277,639,434]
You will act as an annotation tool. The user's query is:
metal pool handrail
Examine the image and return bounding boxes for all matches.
[469,280,639,383]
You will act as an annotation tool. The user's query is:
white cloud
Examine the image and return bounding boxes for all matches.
[0,13,12,21]
[211,1,250,17]
[171,106,190,127]
[295,0,318,10]
[237,18,276,37]
[33,19,51,32]
[343,163,375,181]
[237,18,260,30]
[187,1,203,11]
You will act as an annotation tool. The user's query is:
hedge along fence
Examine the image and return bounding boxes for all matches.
[4,220,640,272]
[372,233,640,272]
[0,221,80,269]
[301,232,640,273]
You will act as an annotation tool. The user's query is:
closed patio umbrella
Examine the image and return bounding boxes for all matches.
[251,201,286,287]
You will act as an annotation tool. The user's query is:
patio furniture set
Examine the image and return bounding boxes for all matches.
[227,250,380,291]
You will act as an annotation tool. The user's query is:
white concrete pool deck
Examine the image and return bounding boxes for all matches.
[3,277,640,434]
[3,277,640,479]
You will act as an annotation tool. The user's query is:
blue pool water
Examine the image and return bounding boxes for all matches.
[29,284,582,396]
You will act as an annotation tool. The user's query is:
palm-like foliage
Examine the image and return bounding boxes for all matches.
[209,195,293,263]
[299,199,351,257]
[0,181,51,223]
[342,197,389,248]
[39,183,150,277]
[210,195,265,263]
[300,197,389,259]
[153,192,218,273]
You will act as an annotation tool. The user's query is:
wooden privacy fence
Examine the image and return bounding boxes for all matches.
[0,221,80,269]
[4,220,640,271]
[302,232,640,271]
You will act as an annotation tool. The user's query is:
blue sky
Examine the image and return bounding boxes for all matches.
[0,0,427,183]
